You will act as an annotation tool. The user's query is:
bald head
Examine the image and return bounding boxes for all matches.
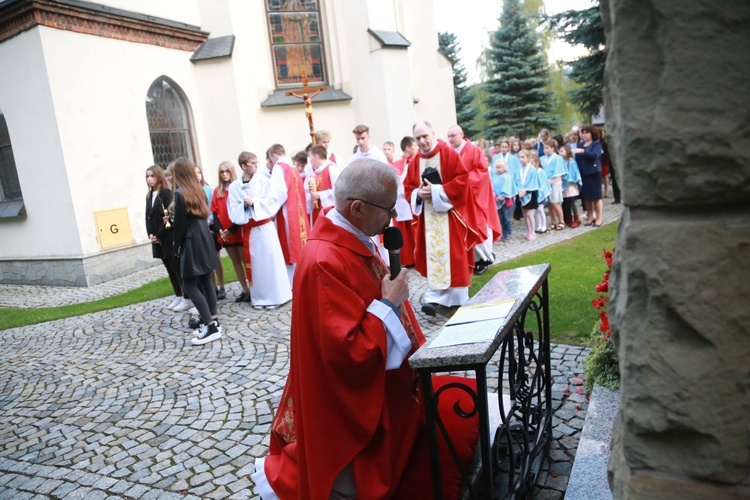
[335,159,398,236]
[413,121,436,154]
[447,125,464,148]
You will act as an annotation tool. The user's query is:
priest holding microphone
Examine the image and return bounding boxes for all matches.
[253,159,479,499]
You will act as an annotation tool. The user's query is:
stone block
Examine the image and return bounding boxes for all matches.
[602,0,750,207]
[609,207,750,483]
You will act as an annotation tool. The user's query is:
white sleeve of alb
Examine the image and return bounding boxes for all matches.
[367,300,412,370]
[430,184,454,212]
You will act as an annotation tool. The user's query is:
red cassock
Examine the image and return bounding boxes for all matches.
[390,157,416,267]
[310,164,335,224]
[403,140,483,288]
[276,161,310,264]
[264,215,479,499]
[459,141,502,242]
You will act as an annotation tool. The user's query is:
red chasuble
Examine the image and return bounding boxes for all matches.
[276,161,310,264]
[459,141,502,242]
[265,215,425,499]
[403,139,483,288]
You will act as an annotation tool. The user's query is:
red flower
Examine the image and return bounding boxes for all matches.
[595,281,609,293]
[603,270,611,281]
[603,249,614,267]
[599,310,610,334]
[592,297,607,309]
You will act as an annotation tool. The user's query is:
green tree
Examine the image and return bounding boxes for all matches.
[549,5,606,118]
[484,0,561,140]
[438,32,477,137]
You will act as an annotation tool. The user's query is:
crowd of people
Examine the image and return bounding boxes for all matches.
[143,119,615,498]
[144,122,616,341]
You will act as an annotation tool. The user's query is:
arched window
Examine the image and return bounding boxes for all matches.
[0,108,24,205]
[145,77,196,168]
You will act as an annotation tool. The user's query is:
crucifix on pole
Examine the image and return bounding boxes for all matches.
[286,76,328,146]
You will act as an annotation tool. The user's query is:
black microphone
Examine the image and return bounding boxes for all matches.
[383,226,403,280]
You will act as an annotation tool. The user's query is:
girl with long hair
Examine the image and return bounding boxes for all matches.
[171,157,222,345]
[145,165,185,310]
[211,161,251,302]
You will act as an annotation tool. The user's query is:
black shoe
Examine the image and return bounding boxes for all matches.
[216,288,226,300]
[243,292,252,303]
[234,291,248,303]
[474,263,488,276]
[188,317,201,329]
[612,200,621,205]
[191,322,221,345]
[421,302,438,317]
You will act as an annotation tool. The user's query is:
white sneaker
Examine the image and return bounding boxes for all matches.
[191,323,221,345]
[167,296,181,309]
[173,298,193,312]
[265,304,279,310]
[252,305,264,310]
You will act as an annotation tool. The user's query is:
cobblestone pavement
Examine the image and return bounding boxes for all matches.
[0,204,620,498]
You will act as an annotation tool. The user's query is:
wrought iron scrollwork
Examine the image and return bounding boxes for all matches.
[493,289,551,498]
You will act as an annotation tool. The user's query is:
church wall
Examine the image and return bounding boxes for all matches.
[0,27,82,260]
[37,25,207,257]
[400,0,457,137]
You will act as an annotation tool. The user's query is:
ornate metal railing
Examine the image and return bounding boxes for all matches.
[410,264,552,499]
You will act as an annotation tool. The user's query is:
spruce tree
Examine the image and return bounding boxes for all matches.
[438,32,477,138]
[484,0,560,139]
[549,5,606,119]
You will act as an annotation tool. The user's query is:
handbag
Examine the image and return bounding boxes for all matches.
[513,196,523,220]
[504,197,515,208]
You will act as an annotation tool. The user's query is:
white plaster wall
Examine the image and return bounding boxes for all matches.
[0,28,82,259]
[39,26,207,256]
[401,0,457,138]
[95,0,202,27]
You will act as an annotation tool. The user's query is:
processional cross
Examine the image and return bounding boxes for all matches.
[286,76,328,209]
[286,76,327,146]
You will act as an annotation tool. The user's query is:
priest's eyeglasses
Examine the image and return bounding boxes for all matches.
[347,198,397,216]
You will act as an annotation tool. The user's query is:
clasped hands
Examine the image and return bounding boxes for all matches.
[417,179,432,200]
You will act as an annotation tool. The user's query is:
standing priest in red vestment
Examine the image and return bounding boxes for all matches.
[447,125,502,276]
[404,121,483,317]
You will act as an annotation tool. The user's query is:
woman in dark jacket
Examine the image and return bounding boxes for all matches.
[171,157,222,346]
[574,125,604,227]
[145,165,185,309]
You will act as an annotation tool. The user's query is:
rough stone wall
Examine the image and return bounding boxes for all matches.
[602,0,750,497]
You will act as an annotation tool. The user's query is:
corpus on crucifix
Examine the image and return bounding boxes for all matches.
[286,76,328,210]
[286,76,327,146]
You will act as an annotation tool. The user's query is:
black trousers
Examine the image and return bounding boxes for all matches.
[562,197,579,224]
[182,273,217,325]
[161,257,183,297]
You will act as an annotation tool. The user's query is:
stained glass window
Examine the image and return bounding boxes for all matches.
[0,110,23,202]
[266,0,326,86]
[145,78,196,168]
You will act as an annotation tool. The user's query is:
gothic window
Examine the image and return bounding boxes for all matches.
[266,0,326,87]
[0,109,23,204]
[145,77,196,168]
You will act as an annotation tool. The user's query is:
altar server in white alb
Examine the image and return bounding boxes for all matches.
[228,151,292,310]
[262,144,310,287]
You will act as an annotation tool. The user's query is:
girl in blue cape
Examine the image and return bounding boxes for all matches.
[514,150,544,241]
[560,145,583,228]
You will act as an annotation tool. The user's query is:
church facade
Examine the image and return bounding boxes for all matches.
[0,0,456,286]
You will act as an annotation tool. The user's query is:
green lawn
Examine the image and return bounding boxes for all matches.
[0,256,239,331]
[469,223,618,345]
[1,225,617,339]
